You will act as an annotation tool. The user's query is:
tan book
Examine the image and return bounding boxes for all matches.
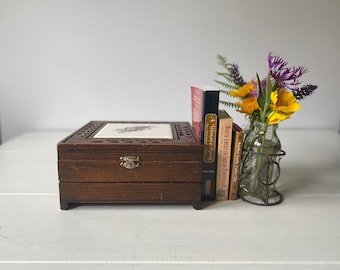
[215,110,233,200]
[228,123,244,200]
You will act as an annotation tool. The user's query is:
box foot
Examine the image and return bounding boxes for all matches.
[192,201,202,210]
[60,201,69,210]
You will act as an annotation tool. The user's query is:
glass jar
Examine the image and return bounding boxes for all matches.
[238,121,285,205]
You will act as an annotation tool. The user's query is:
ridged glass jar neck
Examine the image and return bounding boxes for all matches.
[245,121,281,154]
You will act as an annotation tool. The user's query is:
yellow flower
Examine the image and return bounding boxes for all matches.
[267,111,289,125]
[237,96,260,115]
[270,88,300,115]
[267,88,300,124]
[230,82,255,98]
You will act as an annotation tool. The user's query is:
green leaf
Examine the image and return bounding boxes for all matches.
[219,100,239,109]
[216,54,231,70]
[265,73,273,101]
[256,73,265,110]
[216,54,241,111]
[219,89,231,95]
[215,72,233,83]
[214,79,235,90]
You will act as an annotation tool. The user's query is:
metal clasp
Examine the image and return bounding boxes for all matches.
[120,156,140,169]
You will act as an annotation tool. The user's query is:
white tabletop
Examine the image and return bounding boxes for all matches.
[0,130,339,270]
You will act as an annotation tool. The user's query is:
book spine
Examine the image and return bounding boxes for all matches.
[215,112,233,201]
[190,87,203,139]
[201,91,219,201]
[228,124,244,200]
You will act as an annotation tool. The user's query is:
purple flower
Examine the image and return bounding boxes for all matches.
[293,84,318,100]
[250,80,259,97]
[268,53,308,91]
[228,63,246,87]
[259,78,267,90]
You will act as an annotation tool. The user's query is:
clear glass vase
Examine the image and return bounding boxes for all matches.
[238,121,285,205]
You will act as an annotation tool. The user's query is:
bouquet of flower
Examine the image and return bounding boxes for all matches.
[215,53,318,205]
[215,53,318,125]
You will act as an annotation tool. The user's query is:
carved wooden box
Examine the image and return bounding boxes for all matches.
[57,121,203,209]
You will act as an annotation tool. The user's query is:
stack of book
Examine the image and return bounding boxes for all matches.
[191,86,244,201]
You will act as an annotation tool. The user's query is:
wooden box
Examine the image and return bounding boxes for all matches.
[57,121,203,209]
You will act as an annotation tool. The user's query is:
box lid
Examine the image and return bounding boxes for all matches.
[58,121,202,153]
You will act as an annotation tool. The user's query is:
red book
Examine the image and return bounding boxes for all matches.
[191,87,204,139]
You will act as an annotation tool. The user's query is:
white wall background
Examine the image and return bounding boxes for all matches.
[0,0,339,142]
